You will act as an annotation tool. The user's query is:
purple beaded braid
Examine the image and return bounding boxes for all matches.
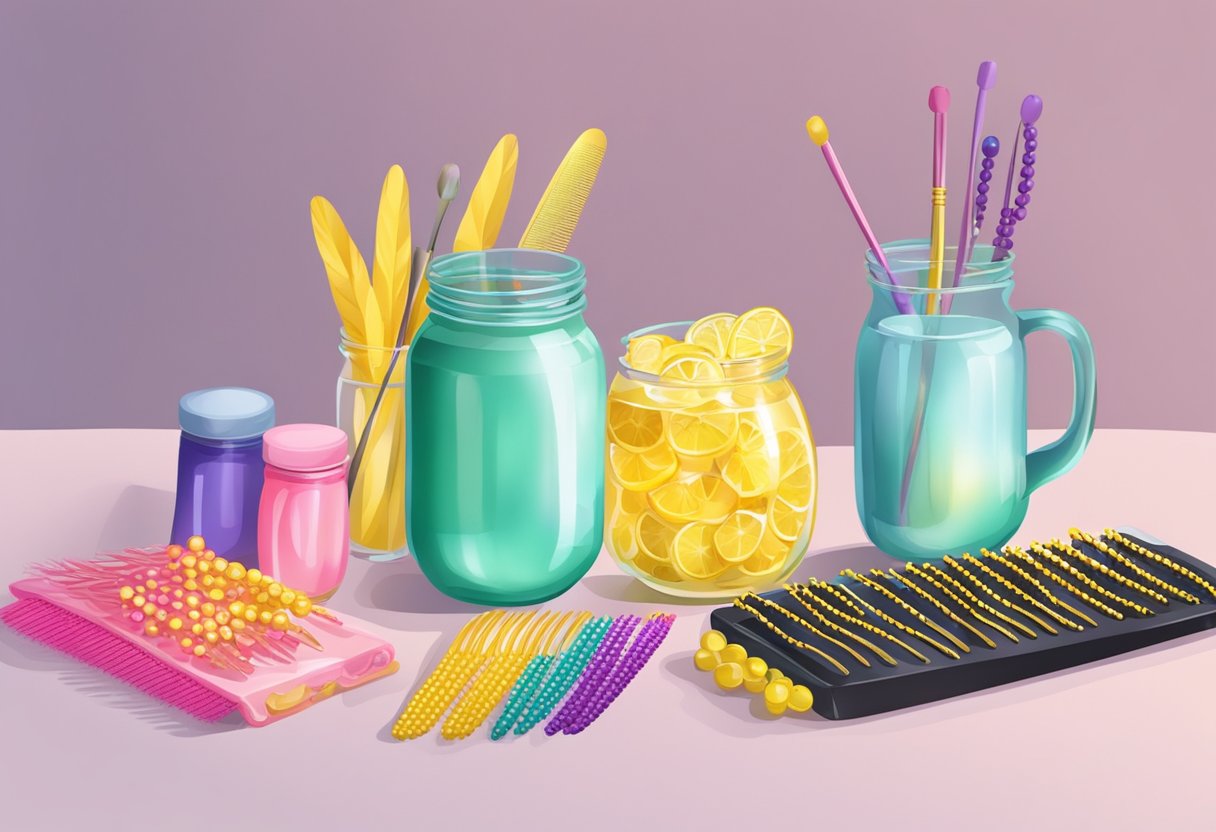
[993,95,1042,261]
[565,614,674,735]
[544,615,639,736]
[974,136,1000,233]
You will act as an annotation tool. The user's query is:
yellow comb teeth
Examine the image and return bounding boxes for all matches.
[805,116,829,146]
[519,128,607,254]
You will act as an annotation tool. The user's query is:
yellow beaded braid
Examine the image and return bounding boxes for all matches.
[391,610,505,740]
[863,568,972,653]
[1087,529,1208,603]
[742,592,872,668]
[903,563,1021,643]
[1027,542,1154,617]
[885,569,998,649]
[968,552,1084,631]
[782,585,899,666]
[732,596,850,676]
[1002,546,1124,620]
[797,580,927,663]
[1047,539,1169,606]
[922,563,1038,639]
[942,556,1059,635]
[980,550,1099,628]
[837,576,961,660]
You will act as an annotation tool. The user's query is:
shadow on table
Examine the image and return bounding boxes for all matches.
[95,484,175,552]
[0,625,243,737]
[662,628,1216,737]
[347,556,487,621]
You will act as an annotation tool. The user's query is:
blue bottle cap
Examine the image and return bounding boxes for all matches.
[178,387,275,440]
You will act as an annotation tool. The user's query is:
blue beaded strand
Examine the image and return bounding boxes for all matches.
[513,616,611,735]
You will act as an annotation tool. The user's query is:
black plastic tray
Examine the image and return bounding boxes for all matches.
[709,529,1216,720]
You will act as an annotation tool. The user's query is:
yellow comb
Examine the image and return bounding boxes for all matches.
[519,127,606,252]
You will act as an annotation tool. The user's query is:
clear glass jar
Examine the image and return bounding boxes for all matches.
[337,334,407,561]
[605,322,817,599]
[406,249,605,606]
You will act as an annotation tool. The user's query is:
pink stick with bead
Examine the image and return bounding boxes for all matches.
[944,60,997,314]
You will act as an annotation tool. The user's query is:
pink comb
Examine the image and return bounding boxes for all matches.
[2,549,398,725]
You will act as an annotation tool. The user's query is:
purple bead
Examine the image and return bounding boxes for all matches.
[982,158,995,170]
[1000,207,1013,219]
[1015,193,1031,207]
[978,182,990,195]
[1025,139,1038,151]
[1013,207,1027,221]
[1018,179,1034,193]
[1022,152,1036,165]
[979,170,992,183]
[1023,126,1038,141]
[976,194,988,206]
[1021,165,1035,178]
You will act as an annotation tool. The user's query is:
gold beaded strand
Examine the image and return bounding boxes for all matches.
[980,550,1099,627]
[1047,539,1169,606]
[798,580,929,663]
[1003,546,1124,620]
[943,556,1059,635]
[783,585,900,666]
[742,592,872,668]
[1095,529,1211,602]
[884,569,998,649]
[836,580,961,660]
[921,563,1038,639]
[1027,542,1154,617]
[863,569,973,653]
[732,596,850,676]
[968,552,1084,631]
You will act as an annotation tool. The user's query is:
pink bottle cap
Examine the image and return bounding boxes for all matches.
[263,424,349,472]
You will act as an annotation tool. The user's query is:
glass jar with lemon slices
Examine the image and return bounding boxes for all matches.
[605,307,817,598]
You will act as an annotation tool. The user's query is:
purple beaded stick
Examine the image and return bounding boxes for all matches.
[544,614,639,736]
[565,613,674,734]
[993,95,1042,261]
[974,136,1000,232]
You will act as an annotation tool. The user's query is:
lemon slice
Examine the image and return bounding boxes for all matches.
[685,313,737,358]
[659,353,725,385]
[769,496,807,542]
[666,408,738,457]
[636,512,677,561]
[671,523,728,581]
[609,443,678,492]
[713,511,766,563]
[660,342,717,364]
[738,531,791,577]
[617,488,649,515]
[737,494,770,514]
[607,399,664,451]
[726,306,793,361]
[625,334,676,374]
[631,549,667,577]
[735,417,769,454]
[720,449,777,498]
[609,511,638,561]
[777,428,811,474]
[776,462,814,510]
[647,474,737,524]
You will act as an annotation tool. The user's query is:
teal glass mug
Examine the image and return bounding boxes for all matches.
[405,249,606,606]
[855,240,1096,561]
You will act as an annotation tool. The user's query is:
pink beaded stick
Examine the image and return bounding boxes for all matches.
[993,95,1043,261]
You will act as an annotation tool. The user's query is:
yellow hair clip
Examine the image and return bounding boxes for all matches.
[968,552,1084,632]
[732,596,850,676]
[885,569,998,649]
[903,563,1021,644]
[1003,546,1124,621]
[942,556,1059,635]
[981,549,1099,628]
[1102,529,1216,601]
[1072,529,1201,604]
[783,585,899,666]
[1047,539,1169,606]
[742,592,872,668]
[921,563,1039,639]
[1028,542,1153,617]
[797,580,925,663]
[837,575,961,660]
[864,568,972,654]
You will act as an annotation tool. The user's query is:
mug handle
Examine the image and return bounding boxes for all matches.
[1017,309,1098,494]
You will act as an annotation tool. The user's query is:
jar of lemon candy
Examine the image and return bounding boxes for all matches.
[605,307,817,598]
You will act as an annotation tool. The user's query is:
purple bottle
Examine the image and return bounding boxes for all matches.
[170,387,275,567]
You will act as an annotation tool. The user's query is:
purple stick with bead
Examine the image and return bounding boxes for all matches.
[565,614,674,734]
[544,614,638,736]
[993,95,1042,261]
[974,136,1000,232]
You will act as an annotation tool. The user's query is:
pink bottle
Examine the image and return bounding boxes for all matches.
[258,424,351,600]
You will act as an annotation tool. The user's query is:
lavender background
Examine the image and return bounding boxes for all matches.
[2,0,1213,442]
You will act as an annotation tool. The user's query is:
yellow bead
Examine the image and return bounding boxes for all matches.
[788,685,814,713]
[228,601,245,617]
[180,555,197,569]
[144,622,159,636]
[119,586,135,601]
[173,589,184,599]
[219,626,234,641]
[183,579,198,591]
[190,609,203,621]
[693,649,718,672]
[201,575,214,586]
[244,608,258,622]
[193,645,207,657]
[203,619,217,631]
[743,675,768,693]
[720,643,747,665]
[744,657,768,680]
[180,637,193,648]
[214,610,230,625]
[268,583,283,597]
[155,610,167,622]
[131,595,145,608]
[700,630,728,653]
[191,623,204,635]
[208,588,225,601]
[231,619,246,631]
[200,602,215,617]
[186,535,206,553]
[142,603,156,616]
[256,592,269,604]
[271,612,290,631]
[764,668,788,685]
[765,698,788,716]
[225,562,246,581]
[280,590,296,606]
[166,561,181,572]
[259,610,273,625]
[764,679,791,707]
[201,549,216,561]
[213,558,228,573]
[144,579,158,589]
[186,595,199,608]
[713,662,744,690]
[168,618,183,631]
[245,569,262,585]
[204,631,219,644]
[291,597,312,617]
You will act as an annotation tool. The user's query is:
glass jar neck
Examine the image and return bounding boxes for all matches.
[181,431,263,450]
[425,248,587,328]
[265,463,348,483]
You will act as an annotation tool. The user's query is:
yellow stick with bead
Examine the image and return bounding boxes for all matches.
[927,86,951,315]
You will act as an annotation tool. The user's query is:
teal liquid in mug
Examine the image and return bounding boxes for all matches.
[855,240,1096,561]
[406,250,606,606]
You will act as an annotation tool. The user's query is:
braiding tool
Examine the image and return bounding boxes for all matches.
[565,613,675,734]
[545,615,639,735]
[974,137,1000,233]
[993,94,1042,260]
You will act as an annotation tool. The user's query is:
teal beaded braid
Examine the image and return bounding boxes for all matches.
[514,616,612,735]
[490,613,592,740]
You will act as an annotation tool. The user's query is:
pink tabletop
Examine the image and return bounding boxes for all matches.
[0,428,1213,829]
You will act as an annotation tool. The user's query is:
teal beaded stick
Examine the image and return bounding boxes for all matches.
[490,612,590,740]
[514,616,612,735]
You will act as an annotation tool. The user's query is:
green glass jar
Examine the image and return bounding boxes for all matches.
[405,249,606,605]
